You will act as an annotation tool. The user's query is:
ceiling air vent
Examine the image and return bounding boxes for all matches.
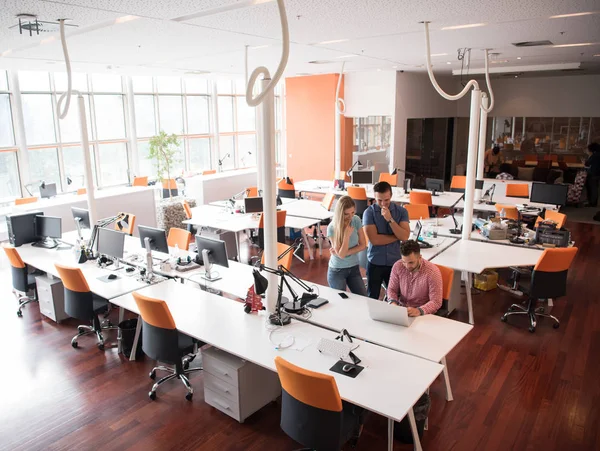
[512,40,553,47]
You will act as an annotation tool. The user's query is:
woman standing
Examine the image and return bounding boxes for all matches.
[327,195,367,295]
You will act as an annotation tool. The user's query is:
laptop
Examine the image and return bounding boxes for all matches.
[367,298,415,327]
[413,221,433,249]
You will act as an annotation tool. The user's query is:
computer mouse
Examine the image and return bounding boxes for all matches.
[342,363,355,373]
[107,274,118,280]
[126,267,135,273]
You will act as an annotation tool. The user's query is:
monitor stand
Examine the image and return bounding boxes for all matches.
[201,249,222,282]
[32,237,59,249]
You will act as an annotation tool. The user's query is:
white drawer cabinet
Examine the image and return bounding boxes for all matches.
[35,275,69,323]
[202,346,281,423]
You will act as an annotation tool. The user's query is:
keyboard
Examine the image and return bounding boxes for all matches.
[317,338,352,361]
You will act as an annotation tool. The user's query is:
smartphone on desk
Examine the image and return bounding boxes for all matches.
[338,292,349,299]
[308,298,329,308]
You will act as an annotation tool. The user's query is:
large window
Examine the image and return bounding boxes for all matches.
[0,93,15,147]
[0,151,20,200]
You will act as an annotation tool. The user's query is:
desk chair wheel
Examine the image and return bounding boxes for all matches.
[97,343,105,351]
[500,315,507,323]
[529,326,535,333]
[149,370,156,380]
[553,322,560,329]
[17,310,23,317]
[185,392,193,401]
[72,341,79,348]
[149,391,156,400]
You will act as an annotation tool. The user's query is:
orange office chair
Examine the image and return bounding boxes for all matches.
[3,245,38,317]
[501,247,578,332]
[133,176,149,187]
[114,212,136,235]
[409,191,433,207]
[77,188,87,195]
[261,242,294,271]
[495,204,519,220]
[245,186,259,197]
[435,264,454,318]
[378,173,398,186]
[450,176,466,193]
[347,186,368,218]
[202,170,216,175]
[278,177,296,199]
[405,204,430,220]
[162,179,178,198]
[15,197,38,205]
[506,183,529,198]
[258,210,287,249]
[167,227,192,251]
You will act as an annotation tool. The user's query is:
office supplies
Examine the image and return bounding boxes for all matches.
[484,183,497,205]
[413,221,432,249]
[317,337,353,361]
[338,292,348,299]
[367,299,415,327]
[307,298,328,308]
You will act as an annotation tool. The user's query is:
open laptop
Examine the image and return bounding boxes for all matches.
[413,221,433,249]
[367,298,415,327]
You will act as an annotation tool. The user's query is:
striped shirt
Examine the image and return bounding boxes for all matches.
[386,258,443,315]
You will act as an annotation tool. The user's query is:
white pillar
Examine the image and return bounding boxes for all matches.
[334,105,341,177]
[78,94,98,226]
[462,89,481,241]
[259,78,278,313]
[125,76,140,179]
[475,93,488,201]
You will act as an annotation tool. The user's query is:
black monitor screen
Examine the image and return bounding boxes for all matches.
[244,197,263,213]
[352,171,373,184]
[35,215,62,239]
[97,227,126,259]
[40,183,57,199]
[71,207,91,229]
[530,182,568,206]
[195,235,229,268]
[425,178,444,193]
[138,225,169,254]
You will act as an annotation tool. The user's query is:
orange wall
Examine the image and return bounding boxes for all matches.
[285,74,347,181]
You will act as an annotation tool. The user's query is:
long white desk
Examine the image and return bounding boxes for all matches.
[431,239,543,324]
[184,168,257,206]
[111,280,444,451]
[280,199,334,221]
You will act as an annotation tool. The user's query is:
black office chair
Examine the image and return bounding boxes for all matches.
[132,291,204,400]
[54,264,118,350]
[3,246,38,317]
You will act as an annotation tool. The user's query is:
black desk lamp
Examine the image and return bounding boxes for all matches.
[218,153,230,172]
[449,193,465,235]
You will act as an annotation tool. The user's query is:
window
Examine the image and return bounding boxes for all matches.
[138,141,157,178]
[218,96,234,133]
[58,95,93,143]
[134,95,156,137]
[63,146,96,188]
[156,76,182,94]
[236,97,255,132]
[217,80,233,94]
[28,148,61,189]
[219,136,235,171]
[185,78,208,94]
[18,71,50,91]
[158,95,184,135]
[21,94,56,145]
[189,138,211,171]
[94,95,126,140]
[0,152,20,200]
[91,74,122,93]
[0,71,8,91]
[98,142,129,186]
[54,72,88,93]
[237,135,256,167]
[186,96,210,134]
[0,94,15,147]
[132,76,153,93]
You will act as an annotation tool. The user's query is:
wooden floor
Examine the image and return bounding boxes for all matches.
[1,221,599,451]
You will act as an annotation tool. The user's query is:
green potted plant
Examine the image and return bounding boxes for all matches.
[147,130,181,198]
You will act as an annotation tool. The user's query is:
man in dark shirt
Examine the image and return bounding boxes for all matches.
[585,142,600,207]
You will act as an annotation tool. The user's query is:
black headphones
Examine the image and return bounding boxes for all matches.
[177,255,192,266]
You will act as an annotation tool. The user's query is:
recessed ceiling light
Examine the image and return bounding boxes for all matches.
[517,56,522,60]
[514,75,518,78]
[441,23,486,30]
[553,42,595,47]
[334,54,358,59]
[431,53,448,57]
[315,39,349,45]
[446,61,451,65]
[115,15,140,24]
[550,12,597,19]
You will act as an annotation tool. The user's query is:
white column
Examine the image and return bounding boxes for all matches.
[259,78,278,313]
[78,94,98,226]
[8,71,31,192]
[125,76,140,179]
[462,89,481,241]
[475,93,488,201]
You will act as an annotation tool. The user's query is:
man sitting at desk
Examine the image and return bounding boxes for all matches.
[363,181,410,299]
[386,240,442,317]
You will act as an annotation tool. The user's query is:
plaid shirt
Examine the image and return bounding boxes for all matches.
[496,172,514,180]
[386,258,443,315]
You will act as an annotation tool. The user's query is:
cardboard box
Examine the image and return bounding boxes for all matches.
[474,270,498,291]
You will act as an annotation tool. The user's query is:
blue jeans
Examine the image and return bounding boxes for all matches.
[327,265,367,296]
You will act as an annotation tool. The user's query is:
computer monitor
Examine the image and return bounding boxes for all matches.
[244,196,263,213]
[97,227,126,260]
[195,235,229,281]
[530,182,568,207]
[138,225,169,254]
[351,171,373,185]
[71,207,91,229]
[40,182,57,199]
[6,211,43,247]
[33,215,62,248]
[425,178,444,194]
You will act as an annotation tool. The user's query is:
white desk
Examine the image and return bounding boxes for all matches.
[431,239,543,324]
[184,168,257,206]
[111,280,443,451]
[281,199,334,221]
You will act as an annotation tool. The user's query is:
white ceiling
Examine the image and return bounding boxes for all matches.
[0,0,598,78]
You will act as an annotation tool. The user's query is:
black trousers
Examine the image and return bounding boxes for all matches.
[366,261,393,299]
[587,175,599,207]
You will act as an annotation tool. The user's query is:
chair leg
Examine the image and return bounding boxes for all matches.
[179,374,194,400]
[16,295,37,317]
[71,326,95,348]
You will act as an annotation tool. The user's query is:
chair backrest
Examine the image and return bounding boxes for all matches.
[54,263,94,321]
[405,203,430,220]
[15,196,38,205]
[167,227,191,251]
[115,212,136,235]
[346,186,368,217]
[537,160,552,168]
[258,210,287,247]
[494,204,519,220]
[321,193,335,211]
[202,170,216,175]
[162,179,177,189]
[133,176,148,187]
[378,172,398,186]
[506,183,529,198]
[530,247,578,299]
[450,176,466,191]
[278,178,295,198]
[182,200,193,219]
[409,191,433,207]
[245,186,258,197]
[132,291,181,364]
[545,210,567,229]
[435,263,454,314]
[258,210,287,229]
[274,356,344,450]
[261,242,293,270]
[3,245,29,293]
[77,188,87,195]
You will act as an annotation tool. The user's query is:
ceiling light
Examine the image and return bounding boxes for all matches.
[315,39,349,45]
[553,42,595,47]
[335,54,358,59]
[550,12,597,19]
[441,23,486,30]
[115,15,140,24]
[430,53,448,57]
[517,57,522,60]
[514,75,518,78]
[452,62,580,75]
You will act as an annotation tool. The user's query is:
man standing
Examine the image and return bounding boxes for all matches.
[386,240,443,316]
[363,181,410,299]
[484,145,504,178]
[585,142,600,207]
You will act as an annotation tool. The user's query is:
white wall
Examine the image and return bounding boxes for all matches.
[344,71,396,117]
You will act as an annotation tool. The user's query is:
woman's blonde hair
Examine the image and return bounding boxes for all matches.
[331,195,356,250]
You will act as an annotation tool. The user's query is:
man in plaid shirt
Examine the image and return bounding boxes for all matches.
[386,240,443,316]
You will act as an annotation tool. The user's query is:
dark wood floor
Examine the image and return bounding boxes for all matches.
[1,221,599,451]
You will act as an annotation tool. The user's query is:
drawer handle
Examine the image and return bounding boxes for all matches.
[213,399,231,410]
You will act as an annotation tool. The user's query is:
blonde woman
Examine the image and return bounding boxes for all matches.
[327,195,367,295]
